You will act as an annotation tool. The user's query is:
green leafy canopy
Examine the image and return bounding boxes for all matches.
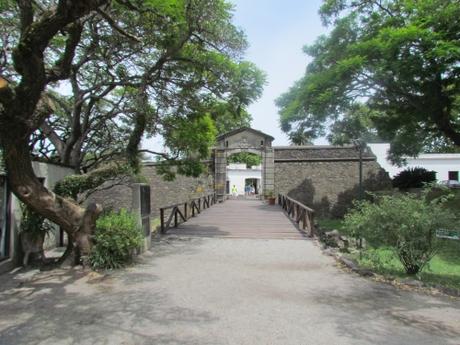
[277,0,460,162]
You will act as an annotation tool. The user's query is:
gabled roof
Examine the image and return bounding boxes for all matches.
[216,127,275,141]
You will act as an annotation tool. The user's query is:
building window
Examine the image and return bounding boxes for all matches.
[260,140,264,146]
[225,141,229,148]
[448,171,459,181]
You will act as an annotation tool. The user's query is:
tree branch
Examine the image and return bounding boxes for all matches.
[40,120,65,155]
[96,8,141,42]
[138,149,175,160]
[47,21,84,82]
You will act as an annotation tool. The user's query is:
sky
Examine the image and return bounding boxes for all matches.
[229,0,327,146]
[143,0,328,153]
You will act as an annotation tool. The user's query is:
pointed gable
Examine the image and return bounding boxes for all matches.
[216,127,274,149]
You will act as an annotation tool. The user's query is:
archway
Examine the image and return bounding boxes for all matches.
[226,151,262,198]
[214,128,275,201]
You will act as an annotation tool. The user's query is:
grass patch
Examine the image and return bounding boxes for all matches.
[151,217,161,233]
[317,218,345,232]
[318,218,460,291]
[351,241,460,290]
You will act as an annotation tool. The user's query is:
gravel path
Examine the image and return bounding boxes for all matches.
[1,235,459,345]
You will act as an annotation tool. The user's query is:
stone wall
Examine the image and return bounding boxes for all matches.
[88,163,215,219]
[274,146,391,218]
[143,163,215,218]
[85,182,134,213]
[85,144,391,223]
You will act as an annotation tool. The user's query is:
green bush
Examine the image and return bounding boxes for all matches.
[392,167,436,189]
[54,164,134,200]
[343,191,457,275]
[90,209,144,269]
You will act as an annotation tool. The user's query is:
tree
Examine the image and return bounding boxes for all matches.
[287,125,314,146]
[277,0,460,162]
[227,152,262,168]
[0,0,264,263]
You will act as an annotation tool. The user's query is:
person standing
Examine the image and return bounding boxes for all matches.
[231,185,238,197]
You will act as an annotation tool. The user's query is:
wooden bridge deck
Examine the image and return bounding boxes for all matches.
[165,199,308,240]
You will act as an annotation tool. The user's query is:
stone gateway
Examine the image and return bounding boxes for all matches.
[89,127,391,219]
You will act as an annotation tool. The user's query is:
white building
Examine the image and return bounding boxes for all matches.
[226,163,262,196]
[368,143,460,181]
[0,161,74,274]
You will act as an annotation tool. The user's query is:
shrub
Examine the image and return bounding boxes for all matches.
[343,191,457,275]
[90,209,144,269]
[54,164,134,200]
[392,167,436,189]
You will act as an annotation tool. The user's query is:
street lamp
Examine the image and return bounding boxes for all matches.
[352,138,366,200]
[352,138,366,250]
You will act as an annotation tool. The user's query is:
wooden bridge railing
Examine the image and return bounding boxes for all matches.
[160,193,217,234]
[278,194,315,236]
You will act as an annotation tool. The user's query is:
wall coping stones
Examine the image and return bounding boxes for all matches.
[274,145,376,161]
[274,145,357,150]
[275,157,376,163]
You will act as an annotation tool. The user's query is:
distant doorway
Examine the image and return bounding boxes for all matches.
[226,152,262,198]
[245,178,260,195]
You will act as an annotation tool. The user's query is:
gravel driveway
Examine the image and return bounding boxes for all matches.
[1,235,459,345]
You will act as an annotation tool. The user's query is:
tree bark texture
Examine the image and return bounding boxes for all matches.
[0,0,108,262]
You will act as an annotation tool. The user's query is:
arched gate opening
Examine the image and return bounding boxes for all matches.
[214,128,275,201]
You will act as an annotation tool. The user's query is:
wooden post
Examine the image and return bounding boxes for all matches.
[174,208,178,227]
[184,202,188,220]
[160,208,165,234]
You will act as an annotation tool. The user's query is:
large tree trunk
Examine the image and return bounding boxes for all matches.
[0,0,109,264]
[2,135,101,263]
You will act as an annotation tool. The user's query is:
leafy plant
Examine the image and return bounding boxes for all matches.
[264,190,275,198]
[54,164,134,200]
[343,191,457,275]
[20,203,53,237]
[392,167,436,189]
[90,209,144,269]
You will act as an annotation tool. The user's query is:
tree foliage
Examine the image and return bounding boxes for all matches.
[277,0,460,162]
[227,152,262,167]
[0,0,264,264]
[1,0,265,173]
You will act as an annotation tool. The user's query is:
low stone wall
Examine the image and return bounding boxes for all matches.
[274,146,391,218]
[142,163,215,218]
[85,182,134,213]
[87,163,215,219]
